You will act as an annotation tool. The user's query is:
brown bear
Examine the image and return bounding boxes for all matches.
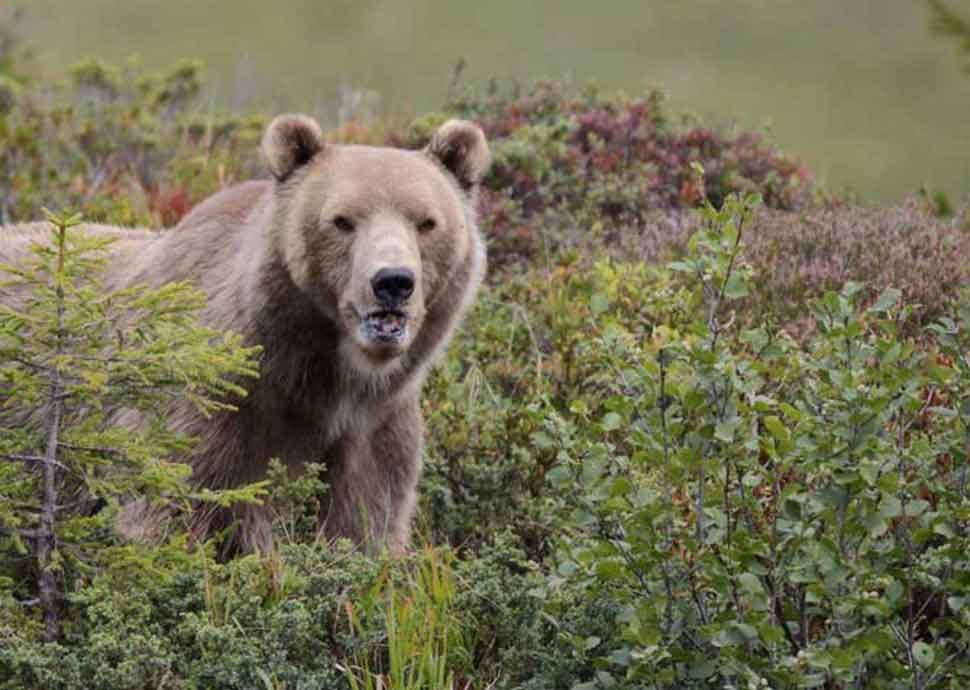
[0,114,490,553]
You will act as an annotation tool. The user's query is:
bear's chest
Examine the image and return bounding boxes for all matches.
[241,381,379,464]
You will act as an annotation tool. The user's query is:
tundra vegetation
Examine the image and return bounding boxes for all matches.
[1,10,970,690]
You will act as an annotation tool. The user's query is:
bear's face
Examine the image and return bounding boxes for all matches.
[262,115,490,374]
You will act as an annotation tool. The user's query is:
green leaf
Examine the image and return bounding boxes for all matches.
[546,465,573,487]
[531,431,555,450]
[763,415,790,443]
[688,658,716,679]
[886,579,904,604]
[608,476,632,498]
[594,560,624,581]
[913,641,934,668]
[878,496,902,519]
[594,671,616,688]
[870,287,902,313]
[723,272,749,299]
[842,281,865,300]
[713,621,761,647]
[714,418,738,442]
[880,341,902,366]
[601,412,623,432]
[590,293,609,317]
[738,572,766,597]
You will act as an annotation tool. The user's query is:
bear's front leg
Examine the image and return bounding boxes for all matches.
[321,395,424,554]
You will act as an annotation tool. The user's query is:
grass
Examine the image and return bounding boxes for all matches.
[341,547,468,690]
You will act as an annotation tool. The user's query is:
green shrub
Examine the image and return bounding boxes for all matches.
[420,257,695,558]
[541,194,970,689]
[0,447,546,690]
[0,537,551,690]
[0,542,377,690]
[0,58,265,226]
[0,210,261,641]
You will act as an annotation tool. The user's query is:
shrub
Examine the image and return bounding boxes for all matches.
[398,81,815,270]
[518,200,970,339]
[740,201,970,338]
[420,257,696,559]
[0,210,260,641]
[0,58,265,226]
[422,194,970,688]
[0,542,380,690]
[542,194,970,688]
[0,537,550,690]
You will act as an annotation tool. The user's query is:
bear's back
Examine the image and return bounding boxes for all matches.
[0,222,159,307]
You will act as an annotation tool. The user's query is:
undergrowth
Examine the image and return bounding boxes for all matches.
[2,20,970,690]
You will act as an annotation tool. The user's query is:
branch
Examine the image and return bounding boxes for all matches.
[0,452,45,463]
[708,205,749,351]
[925,644,969,687]
[0,452,78,475]
[0,525,39,539]
[764,573,800,655]
[60,443,128,458]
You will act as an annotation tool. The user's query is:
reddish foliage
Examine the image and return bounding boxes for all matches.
[608,200,970,337]
[149,184,194,226]
[463,86,811,211]
[742,200,970,336]
[394,83,815,270]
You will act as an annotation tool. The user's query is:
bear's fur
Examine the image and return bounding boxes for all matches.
[0,115,490,553]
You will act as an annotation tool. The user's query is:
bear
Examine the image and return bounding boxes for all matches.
[0,114,490,553]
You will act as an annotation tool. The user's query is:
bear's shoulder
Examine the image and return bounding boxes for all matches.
[175,180,272,232]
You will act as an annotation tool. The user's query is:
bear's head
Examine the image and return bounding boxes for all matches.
[261,114,490,376]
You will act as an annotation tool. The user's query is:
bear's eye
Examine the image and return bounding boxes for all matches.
[417,218,437,233]
[332,215,355,233]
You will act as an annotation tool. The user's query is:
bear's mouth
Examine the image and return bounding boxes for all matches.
[361,309,408,344]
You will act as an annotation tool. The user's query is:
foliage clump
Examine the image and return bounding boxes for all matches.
[400,81,814,270]
[0,210,261,642]
[0,54,264,227]
[582,198,970,339]
[741,200,970,337]
[540,194,970,688]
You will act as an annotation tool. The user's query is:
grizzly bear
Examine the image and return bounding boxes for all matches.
[0,114,490,553]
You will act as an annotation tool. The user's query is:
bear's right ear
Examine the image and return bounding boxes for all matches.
[262,114,325,182]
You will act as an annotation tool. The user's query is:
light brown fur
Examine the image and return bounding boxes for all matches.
[0,115,490,553]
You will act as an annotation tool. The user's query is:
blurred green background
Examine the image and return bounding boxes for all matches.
[20,0,970,203]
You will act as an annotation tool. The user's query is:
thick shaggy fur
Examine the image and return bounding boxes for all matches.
[0,115,490,553]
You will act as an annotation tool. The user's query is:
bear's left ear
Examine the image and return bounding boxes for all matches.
[425,120,491,193]
[262,114,325,182]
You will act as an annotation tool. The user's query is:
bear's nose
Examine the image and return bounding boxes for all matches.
[371,267,415,305]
